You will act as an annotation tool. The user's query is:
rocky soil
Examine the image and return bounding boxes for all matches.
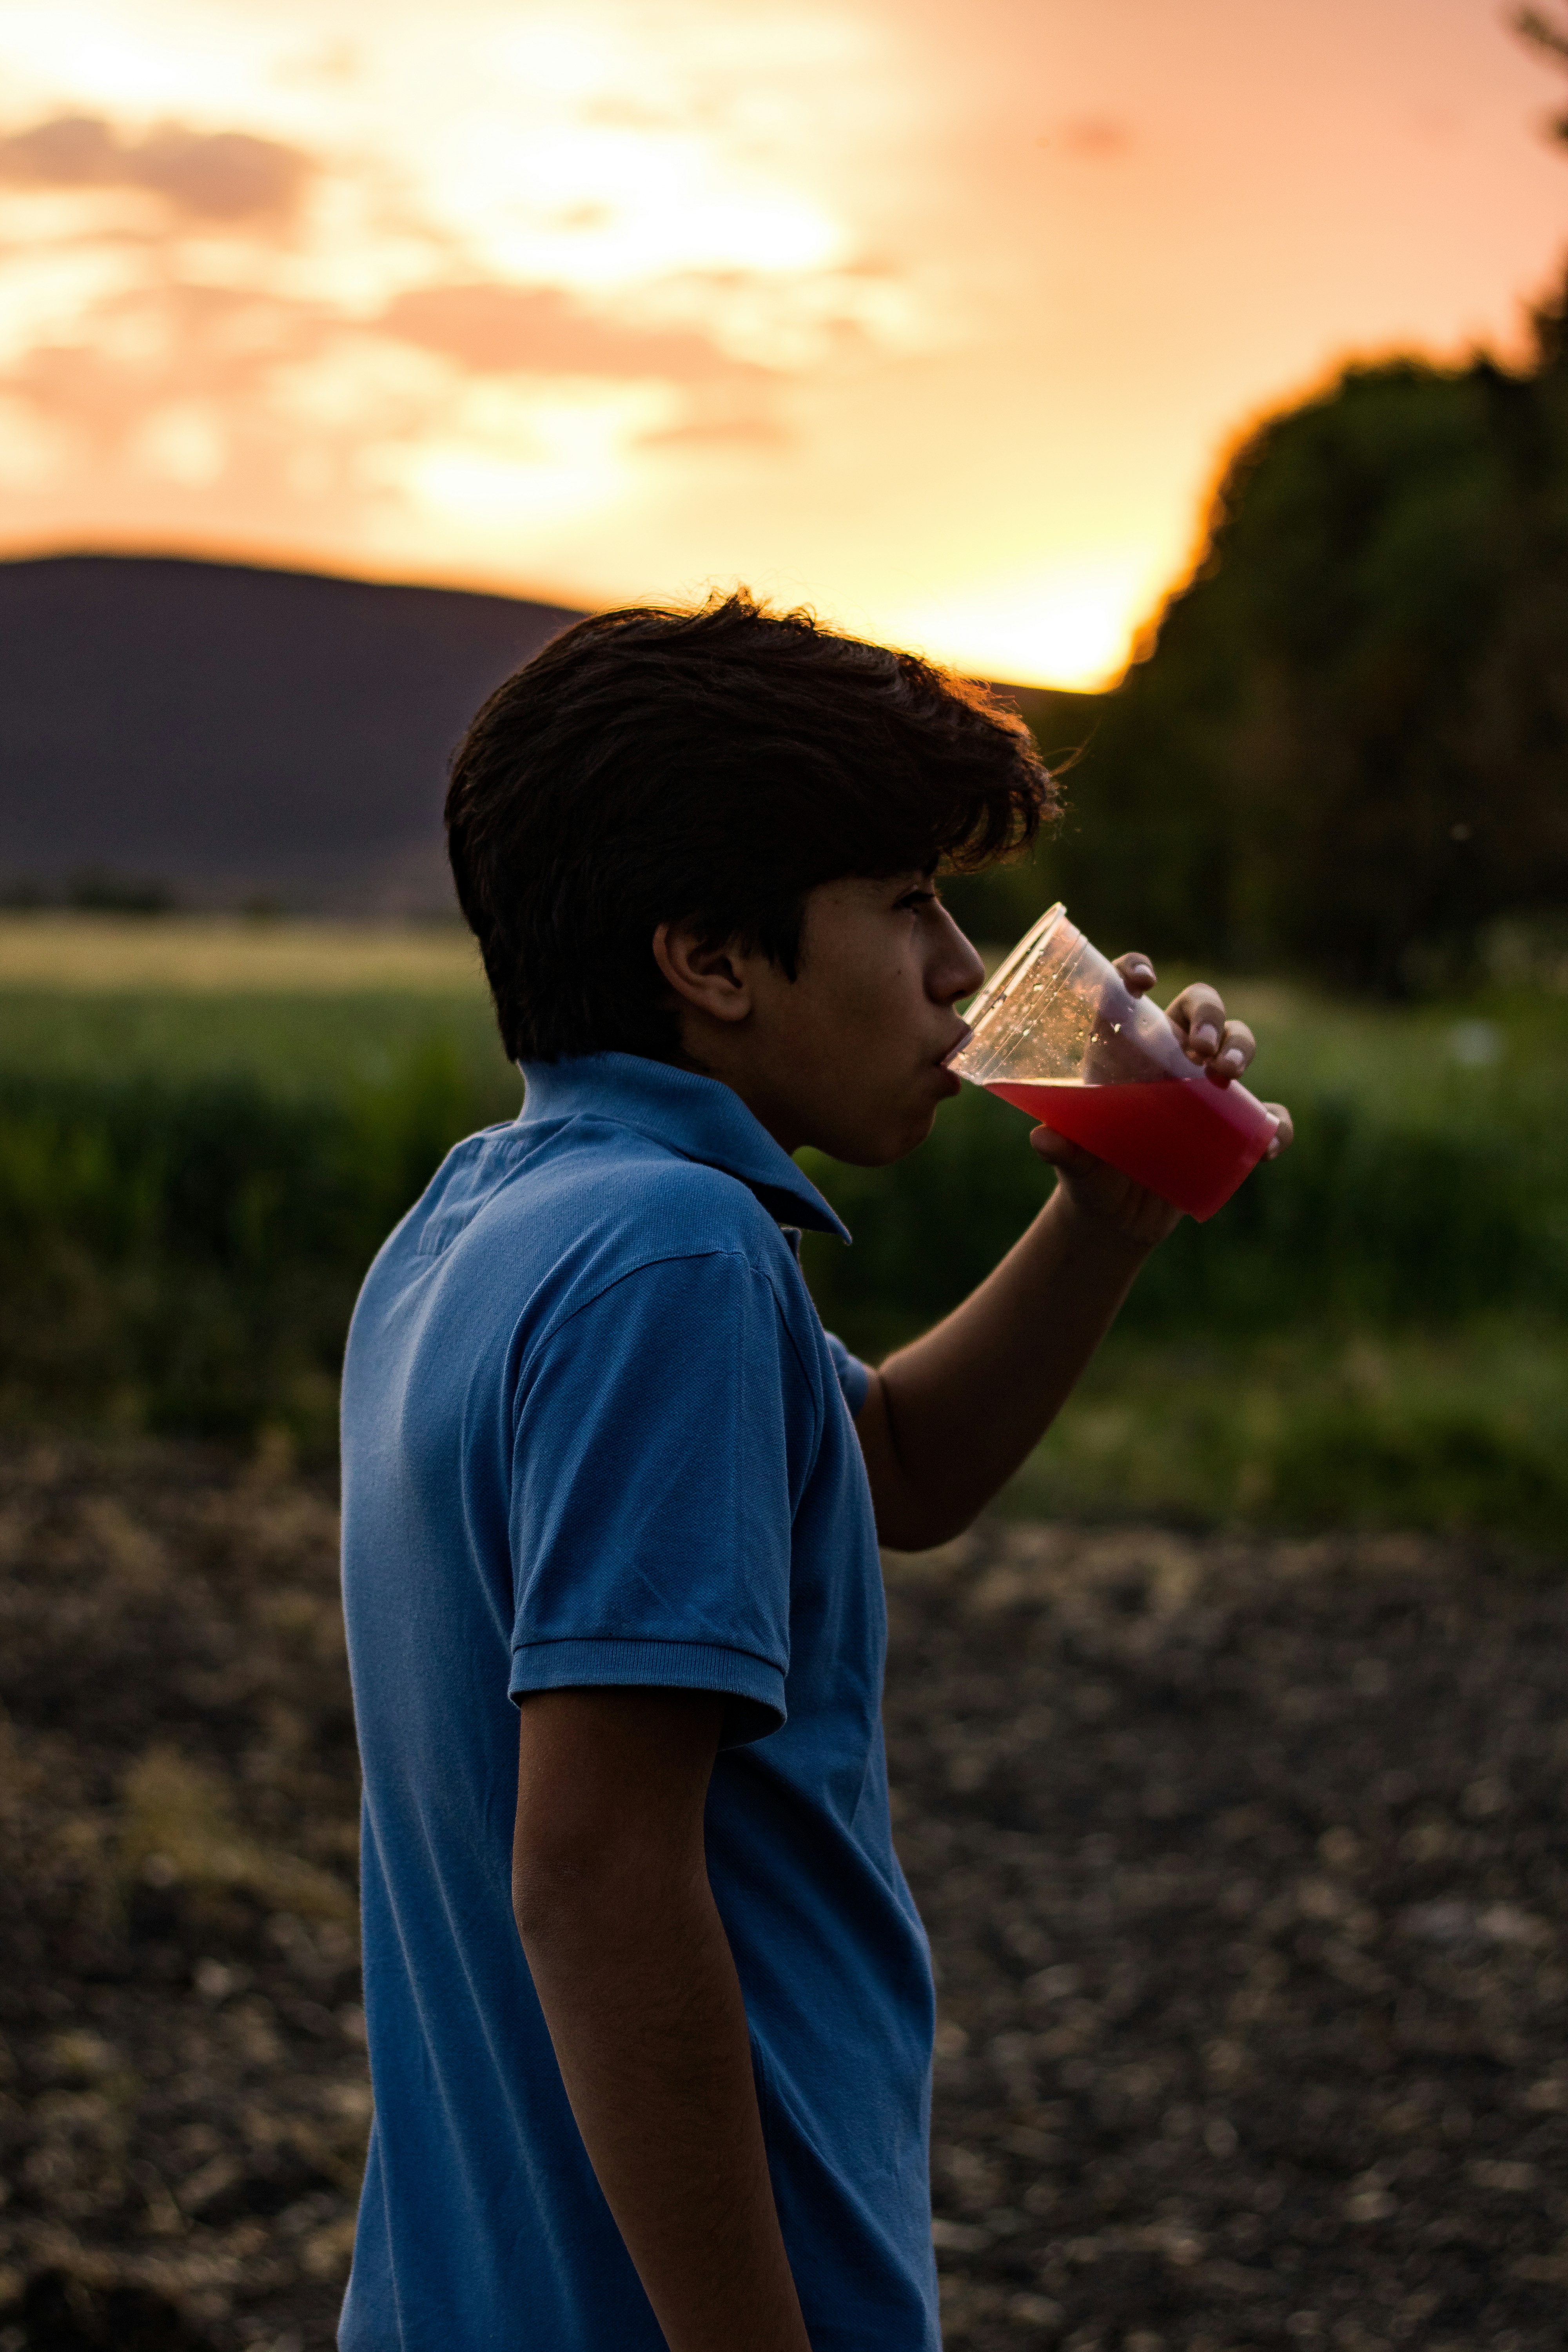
[0,1442,1563,2350]
[889,1524,1568,2352]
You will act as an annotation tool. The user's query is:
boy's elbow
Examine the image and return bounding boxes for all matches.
[510,1823,703,1960]
[875,1499,976,1553]
[511,1826,614,1953]
[510,1856,557,1951]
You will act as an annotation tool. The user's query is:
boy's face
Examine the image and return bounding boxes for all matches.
[661,871,986,1165]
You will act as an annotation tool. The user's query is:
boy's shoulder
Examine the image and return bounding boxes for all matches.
[390,1109,811,1329]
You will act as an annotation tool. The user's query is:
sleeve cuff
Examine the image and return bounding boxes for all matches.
[509,1635,787,1747]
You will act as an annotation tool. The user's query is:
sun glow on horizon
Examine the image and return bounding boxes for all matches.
[886,550,1176,692]
[0,0,1563,684]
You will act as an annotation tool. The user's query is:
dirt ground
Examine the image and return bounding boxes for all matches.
[0,1442,1563,2352]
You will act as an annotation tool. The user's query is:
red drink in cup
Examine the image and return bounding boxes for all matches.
[946,906,1277,1222]
[984,1074,1276,1221]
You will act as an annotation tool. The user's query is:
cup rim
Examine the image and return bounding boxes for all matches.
[958,901,1067,1037]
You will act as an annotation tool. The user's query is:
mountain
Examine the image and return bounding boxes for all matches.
[0,554,583,914]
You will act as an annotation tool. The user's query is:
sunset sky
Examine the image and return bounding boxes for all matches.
[0,0,1565,684]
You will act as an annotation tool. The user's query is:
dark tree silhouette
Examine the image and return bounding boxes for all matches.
[1516,6,1568,141]
[948,20,1568,994]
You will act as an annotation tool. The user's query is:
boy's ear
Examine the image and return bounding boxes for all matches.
[652,919,755,1025]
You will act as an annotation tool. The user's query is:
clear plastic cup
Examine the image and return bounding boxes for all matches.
[946,904,1278,1221]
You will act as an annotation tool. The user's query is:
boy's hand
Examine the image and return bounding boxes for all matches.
[1026,954,1294,1240]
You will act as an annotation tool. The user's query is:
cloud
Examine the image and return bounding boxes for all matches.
[1040,118,1134,160]
[0,114,312,221]
[375,283,757,382]
[638,414,788,447]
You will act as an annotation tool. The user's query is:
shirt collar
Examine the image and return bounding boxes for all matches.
[516,1052,852,1243]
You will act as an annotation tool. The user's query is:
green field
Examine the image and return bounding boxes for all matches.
[0,913,517,1103]
[0,914,1561,1544]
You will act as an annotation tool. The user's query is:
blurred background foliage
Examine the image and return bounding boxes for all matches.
[802,988,1568,1547]
[4,257,1568,1544]
[946,272,1568,998]
[0,938,1563,1548]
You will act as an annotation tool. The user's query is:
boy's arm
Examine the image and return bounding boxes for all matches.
[512,1687,812,2352]
[856,973,1292,1551]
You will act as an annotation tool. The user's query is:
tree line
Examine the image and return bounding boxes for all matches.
[945,280,1568,996]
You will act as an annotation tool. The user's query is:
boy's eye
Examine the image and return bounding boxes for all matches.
[896,888,939,912]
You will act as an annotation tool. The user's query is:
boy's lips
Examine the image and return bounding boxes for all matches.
[931,1032,968,1095]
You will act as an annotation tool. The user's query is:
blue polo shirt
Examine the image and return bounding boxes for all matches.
[338,1052,938,2352]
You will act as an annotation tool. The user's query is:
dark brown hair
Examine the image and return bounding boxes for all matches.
[445,588,1056,1063]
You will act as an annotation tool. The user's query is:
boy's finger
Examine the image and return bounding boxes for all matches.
[1027,1125,1100,1175]
[1167,982,1227,1058]
[1203,1019,1256,1084]
[1114,952,1157,995]
[1262,1103,1294,1156]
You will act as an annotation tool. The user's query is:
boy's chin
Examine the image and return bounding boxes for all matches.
[827,1103,940,1170]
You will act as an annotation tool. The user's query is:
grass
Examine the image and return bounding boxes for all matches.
[998,1319,1568,1543]
[0,922,516,1437]
[0,915,517,1106]
[0,915,1560,1544]
[0,989,521,1110]
[0,912,488,994]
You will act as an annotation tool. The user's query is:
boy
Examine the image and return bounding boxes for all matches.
[338,592,1289,2352]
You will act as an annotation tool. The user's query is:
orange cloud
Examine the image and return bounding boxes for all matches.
[376,283,758,381]
[0,113,312,221]
[0,0,1562,683]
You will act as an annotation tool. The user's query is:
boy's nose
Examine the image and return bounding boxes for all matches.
[937,918,985,1002]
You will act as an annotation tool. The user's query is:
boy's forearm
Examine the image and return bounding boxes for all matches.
[513,1686,811,2352]
[518,1870,810,2352]
[867,1182,1150,1546]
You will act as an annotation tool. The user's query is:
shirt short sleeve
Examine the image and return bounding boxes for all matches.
[820,1328,870,1419]
[507,1249,819,1744]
